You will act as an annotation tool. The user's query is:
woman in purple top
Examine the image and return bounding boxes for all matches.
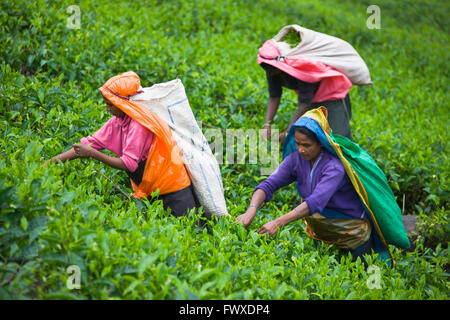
[236,123,374,267]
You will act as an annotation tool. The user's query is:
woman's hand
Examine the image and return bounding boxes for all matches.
[73,143,94,158]
[279,130,288,144]
[43,147,78,167]
[261,124,271,141]
[258,220,280,236]
[236,207,257,228]
[236,189,266,228]
[257,203,309,236]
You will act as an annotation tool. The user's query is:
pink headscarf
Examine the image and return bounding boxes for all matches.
[257,40,352,102]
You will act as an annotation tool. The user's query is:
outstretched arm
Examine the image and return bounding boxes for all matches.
[44,147,78,166]
[235,188,267,228]
[236,153,298,228]
[263,97,281,140]
[266,96,281,124]
[72,143,128,171]
[257,201,310,236]
[44,144,128,172]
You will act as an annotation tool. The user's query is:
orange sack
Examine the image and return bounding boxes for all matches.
[99,71,191,198]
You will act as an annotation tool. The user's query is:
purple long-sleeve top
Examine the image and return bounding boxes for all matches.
[256,149,367,219]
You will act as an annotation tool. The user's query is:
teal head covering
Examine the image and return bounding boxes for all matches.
[282,116,337,159]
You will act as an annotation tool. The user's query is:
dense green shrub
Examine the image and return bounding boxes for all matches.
[0,0,448,299]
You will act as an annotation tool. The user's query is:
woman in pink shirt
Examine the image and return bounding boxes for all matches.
[45,96,199,217]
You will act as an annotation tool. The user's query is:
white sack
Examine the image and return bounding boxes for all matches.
[273,24,372,85]
[131,79,229,217]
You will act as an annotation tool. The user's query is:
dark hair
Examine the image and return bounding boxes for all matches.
[294,126,320,144]
[260,63,280,74]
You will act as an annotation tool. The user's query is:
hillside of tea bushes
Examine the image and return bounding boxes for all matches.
[0,0,448,299]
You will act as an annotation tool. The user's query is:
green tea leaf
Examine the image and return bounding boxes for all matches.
[138,254,158,276]
[20,216,28,231]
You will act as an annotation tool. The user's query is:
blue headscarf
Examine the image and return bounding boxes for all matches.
[282,116,338,159]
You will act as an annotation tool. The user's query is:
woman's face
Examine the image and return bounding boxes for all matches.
[103,97,125,118]
[294,131,322,162]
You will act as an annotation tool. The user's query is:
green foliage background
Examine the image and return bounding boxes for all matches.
[0,0,448,299]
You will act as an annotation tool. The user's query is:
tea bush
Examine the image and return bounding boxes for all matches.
[0,0,448,300]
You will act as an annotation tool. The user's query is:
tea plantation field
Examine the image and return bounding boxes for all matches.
[0,0,448,300]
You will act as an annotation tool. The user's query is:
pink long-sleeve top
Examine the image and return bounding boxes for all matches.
[80,115,154,173]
